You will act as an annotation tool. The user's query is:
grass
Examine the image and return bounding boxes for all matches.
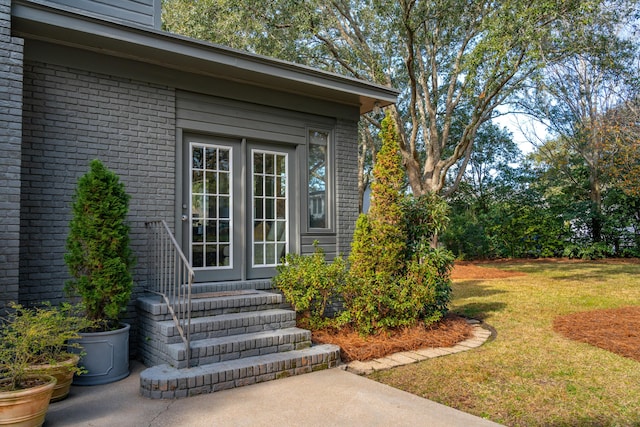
[368,261,640,426]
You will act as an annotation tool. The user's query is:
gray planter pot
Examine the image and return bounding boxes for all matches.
[73,323,130,386]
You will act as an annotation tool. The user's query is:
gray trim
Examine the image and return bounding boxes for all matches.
[174,127,184,247]
[23,40,361,121]
[12,0,398,114]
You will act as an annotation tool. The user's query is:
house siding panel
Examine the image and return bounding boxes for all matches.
[42,0,160,29]
[20,61,175,340]
[0,0,24,312]
[176,91,334,144]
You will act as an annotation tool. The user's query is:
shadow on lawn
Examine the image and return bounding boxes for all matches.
[453,301,507,321]
[453,280,508,298]
[452,281,508,321]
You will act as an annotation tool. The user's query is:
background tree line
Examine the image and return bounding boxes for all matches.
[162,0,640,259]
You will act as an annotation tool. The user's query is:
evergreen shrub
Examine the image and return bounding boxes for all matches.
[64,160,135,328]
[273,244,348,330]
[274,112,454,335]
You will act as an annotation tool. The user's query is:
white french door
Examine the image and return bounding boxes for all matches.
[250,149,288,268]
[184,136,295,281]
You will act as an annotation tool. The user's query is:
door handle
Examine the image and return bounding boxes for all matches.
[181,214,189,222]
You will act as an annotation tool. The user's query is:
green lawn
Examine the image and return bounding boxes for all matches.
[369,260,640,426]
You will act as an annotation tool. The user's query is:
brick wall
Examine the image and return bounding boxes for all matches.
[20,61,176,348]
[0,0,24,312]
[335,117,359,256]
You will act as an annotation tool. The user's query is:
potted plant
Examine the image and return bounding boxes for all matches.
[11,303,93,402]
[64,159,135,385]
[0,304,58,427]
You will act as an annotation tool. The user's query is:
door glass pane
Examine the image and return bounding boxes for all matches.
[265,154,274,174]
[265,243,275,264]
[254,152,263,173]
[193,147,203,169]
[219,149,229,171]
[206,147,217,169]
[219,220,230,242]
[265,176,274,197]
[192,195,204,219]
[254,176,263,196]
[277,243,286,263]
[219,245,230,266]
[254,199,263,220]
[254,243,264,265]
[206,172,217,194]
[276,177,285,196]
[205,245,217,267]
[192,171,204,194]
[276,155,286,176]
[192,245,204,267]
[265,221,275,242]
[276,199,285,219]
[219,196,230,219]
[206,196,216,220]
[252,149,287,267]
[205,220,217,241]
[219,172,229,195]
[254,221,265,240]
[192,220,203,243]
[265,198,275,219]
[191,143,233,269]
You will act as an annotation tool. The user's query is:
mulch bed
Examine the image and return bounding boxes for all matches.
[310,261,640,363]
[554,306,640,362]
[311,314,473,362]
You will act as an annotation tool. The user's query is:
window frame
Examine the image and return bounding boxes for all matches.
[305,127,334,233]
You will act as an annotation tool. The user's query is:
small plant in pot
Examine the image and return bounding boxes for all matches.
[1,304,58,427]
[64,159,135,385]
[11,302,94,402]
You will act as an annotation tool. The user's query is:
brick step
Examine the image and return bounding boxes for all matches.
[155,309,297,344]
[137,290,285,321]
[190,279,273,293]
[166,327,312,368]
[140,344,341,399]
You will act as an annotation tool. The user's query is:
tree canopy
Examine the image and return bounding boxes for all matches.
[163,0,640,258]
[163,0,621,197]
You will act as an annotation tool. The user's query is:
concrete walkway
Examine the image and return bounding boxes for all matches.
[45,361,501,427]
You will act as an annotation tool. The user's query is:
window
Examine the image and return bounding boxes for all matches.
[308,130,329,229]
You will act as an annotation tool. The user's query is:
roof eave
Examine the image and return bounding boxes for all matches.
[11,0,398,115]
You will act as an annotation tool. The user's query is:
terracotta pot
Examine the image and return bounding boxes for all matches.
[0,375,56,427]
[26,355,80,403]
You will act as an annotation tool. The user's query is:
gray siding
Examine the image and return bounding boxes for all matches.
[20,62,175,337]
[0,0,24,312]
[176,91,334,144]
[42,0,160,29]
